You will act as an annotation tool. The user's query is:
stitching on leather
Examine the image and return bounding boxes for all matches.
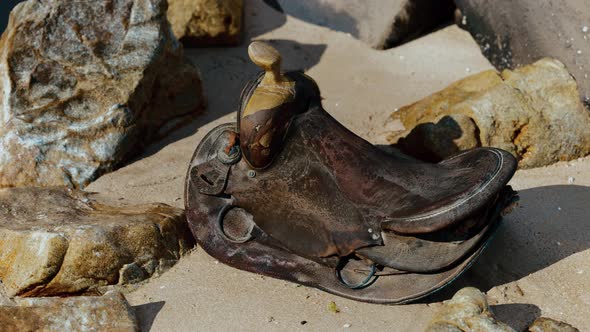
[386,148,504,222]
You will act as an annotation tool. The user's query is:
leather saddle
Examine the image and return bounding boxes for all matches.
[185,41,518,304]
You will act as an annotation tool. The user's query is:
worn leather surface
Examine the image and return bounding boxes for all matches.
[185,71,517,303]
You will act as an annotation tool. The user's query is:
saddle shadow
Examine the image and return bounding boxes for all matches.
[130,38,327,163]
[392,115,474,163]
[423,185,590,300]
[125,0,328,163]
[133,301,166,332]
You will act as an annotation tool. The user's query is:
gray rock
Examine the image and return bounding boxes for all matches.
[269,0,455,49]
[0,0,204,188]
[0,291,139,332]
[455,0,590,104]
[0,187,194,297]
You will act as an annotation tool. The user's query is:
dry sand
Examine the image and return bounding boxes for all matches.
[83,1,590,331]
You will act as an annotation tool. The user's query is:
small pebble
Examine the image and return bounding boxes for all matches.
[327,301,340,313]
[465,67,471,73]
[343,323,352,328]
[557,206,562,211]
[568,176,575,184]
[300,321,307,325]
[583,26,589,33]
[577,50,583,55]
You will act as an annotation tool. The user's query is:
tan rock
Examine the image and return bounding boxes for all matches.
[167,0,243,47]
[0,0,204,188]
[0,291,139,332]
[388,58,590,168]
[426,287,515,332]
[528,317,580,332]
[0,187,194,297]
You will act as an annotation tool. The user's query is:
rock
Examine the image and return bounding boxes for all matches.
[0,291,139,332]
[167,0,243,47]
[0,187,194,297]
[454,0,590,104]
[388,58,590,168]
[0,0,204,188]
[269,0,456,49]
[528,317,580,332]
[426,287,515,332]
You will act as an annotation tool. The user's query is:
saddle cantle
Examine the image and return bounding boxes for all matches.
[185,41,518,304]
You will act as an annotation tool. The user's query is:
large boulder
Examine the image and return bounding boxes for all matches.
[167,0,243,47]
[454,0,590,104]
[268,0,456,49]
[0,187,194,297]
[0,0,205,188]
[0,291,139,332]
[388,58,590,168]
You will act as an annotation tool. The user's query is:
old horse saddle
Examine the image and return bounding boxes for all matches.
[185,41,517,304]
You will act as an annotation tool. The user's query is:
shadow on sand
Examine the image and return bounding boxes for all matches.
[133,301,165,332]
[128,0,327,163]
[421,184,590,326]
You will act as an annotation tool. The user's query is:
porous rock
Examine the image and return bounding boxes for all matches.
[528,318,580,332]
[388,58,590,168]
[0,291,139,332]
[0,0,204,188]
[167,0,243,47]
[426,287,515,332]
[270,0,455,49]
[0,187,194,297]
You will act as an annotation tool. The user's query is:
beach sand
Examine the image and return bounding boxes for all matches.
[84,1,590,330]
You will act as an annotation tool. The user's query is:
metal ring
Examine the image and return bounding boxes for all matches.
[335,259,377,290]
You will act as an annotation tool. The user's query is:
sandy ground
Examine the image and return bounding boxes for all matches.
[84,1,590,331]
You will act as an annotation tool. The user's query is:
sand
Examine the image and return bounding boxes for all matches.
[82,0,590,330]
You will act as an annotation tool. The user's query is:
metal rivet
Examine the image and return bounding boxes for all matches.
[371,233,380,240]
[247,170,256,178]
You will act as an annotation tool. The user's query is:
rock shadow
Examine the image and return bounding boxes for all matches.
[423,185,590,300]
[133,301,165,332]
[491,303,541,331]
[0,0,24,35]
[263,0,359,38]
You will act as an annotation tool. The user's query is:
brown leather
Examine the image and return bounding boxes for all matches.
[185,67,517,303]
